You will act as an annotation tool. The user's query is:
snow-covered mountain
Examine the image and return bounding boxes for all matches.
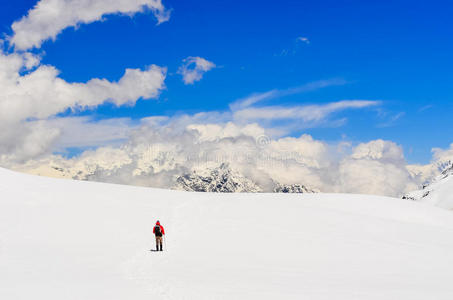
[174,163,262,192]
[174,163,316,193]
[404,161,453,209]
[2,167,453,299]
[273,183,318,193]
[28,162,316,193]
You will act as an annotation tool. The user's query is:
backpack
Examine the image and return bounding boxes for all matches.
[154,225,162,236]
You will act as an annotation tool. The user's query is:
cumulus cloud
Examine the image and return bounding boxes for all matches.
[7,115,429,198]
[407,143,453,184]
[0,48,166,163]
[178,56,216,84]
[338,140,417,196]
[0,120,61,163]
[9,0,171,50]
[0,51,166,123]
[432,144,453,163]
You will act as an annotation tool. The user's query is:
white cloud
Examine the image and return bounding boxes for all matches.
[0,51,166,123]
[432,144,453,163]
[338,157,416,196]
[10,120,424,197]
[0,55,378,170]
[228,79,374,131]
[376,112,406,128]
[186,122,266,142]
[0,120,61,163]
[297,37,310,44]
[229,91,278,111]
[229,79,348,111]
[9,0,171,50]
[408,143,453,183]
[0,95,429,199]
[338,140,418,196]
[178,56,216,85]
[350,139,405,162]
[0,40,392,195]
[47,117,139,150]
[0,49,166,163]
[0,0,168,164]
[418,105,433,112]
[232,100,381,127]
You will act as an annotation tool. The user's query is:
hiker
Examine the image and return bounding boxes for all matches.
[153,220,165,251]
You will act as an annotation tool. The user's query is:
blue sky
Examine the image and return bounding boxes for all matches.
[1,0,453,164]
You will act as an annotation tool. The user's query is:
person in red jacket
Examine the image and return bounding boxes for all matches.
[153,220,165,251]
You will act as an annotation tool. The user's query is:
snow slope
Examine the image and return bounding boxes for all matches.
[405,176,453,210]
[405,165,453,210]
[1,168,453,299]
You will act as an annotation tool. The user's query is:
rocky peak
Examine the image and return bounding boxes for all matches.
[174,163,262,193]
[174,163,317,193]
[273,183,317,193]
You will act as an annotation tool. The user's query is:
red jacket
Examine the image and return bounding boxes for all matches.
[153,222,165,235]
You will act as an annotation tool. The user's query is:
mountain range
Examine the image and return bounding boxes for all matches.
[174,163,317,193]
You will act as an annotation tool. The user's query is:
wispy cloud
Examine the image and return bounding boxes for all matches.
[177,56,216,85]
[297,36,310,44]
[230,79,348,111]
[229,91,278,111]
[233,100,381,124]
[376,112,405,128]
[229,79,380,132]
[418,105,433,112]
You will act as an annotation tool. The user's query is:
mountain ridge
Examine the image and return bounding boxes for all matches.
[174,163,316,193]
[403,160,453,209]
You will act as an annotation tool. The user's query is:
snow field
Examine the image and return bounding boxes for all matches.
[1,168,453,299]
